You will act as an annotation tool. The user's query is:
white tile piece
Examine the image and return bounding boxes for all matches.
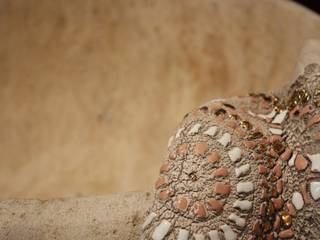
[310,182,320,201]
[272,110,288,124]
[292,191,304,210]
[258,109,277,119]
[228,213,246,228]
[235,164,250,177]
[288,152,297,167]
[247,110,256,117]
[269,128,283,135]
[228,147,242,162]
[217,133,231,147]
[220,224,237,240]
[204,126,218,137]
[188,123,201,135]
[175,128,184,139]
[233,200,252,210]
[308,153,320,172]
[142,212,157,229]
[208,230,220,240]
[178,229,189,240]
[167,136,174,147]
[151,220,171,240]
[193,233,205,240]
[236,182,254,193]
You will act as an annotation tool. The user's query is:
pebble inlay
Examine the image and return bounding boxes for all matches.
[228,147,242,162]
[217,133,231,147]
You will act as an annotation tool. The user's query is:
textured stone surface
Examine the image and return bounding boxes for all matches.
[1,0,320,199]
[0,192,152,240]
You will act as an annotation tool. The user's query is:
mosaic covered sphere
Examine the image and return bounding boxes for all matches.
[142,63,320,240]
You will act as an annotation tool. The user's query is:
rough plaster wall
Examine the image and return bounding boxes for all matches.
[0,0,320,198]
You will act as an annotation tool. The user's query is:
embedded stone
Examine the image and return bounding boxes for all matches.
[288,152,297,167]
[261,189,268,200]
[273,215,281,230]
[188,123,202,135]
[194,202,207,218]
[307,113,320,128]
[160,163,170,173]
[269,128,283,135]
[243,140,257,148]
[299,183,311,204]
[208,151,221,164]
[295,154,309,171]
[220,224,237,240]
[155,177,167,189]
[214,167,229,177]
[228,213,246,228]
[272,197,284,210]
[259,203,266,217]
[169,152,177,160]
[193,233,205,240]
[299,104,314,117]
[142,212,157,229]
[195,142,208,157]
[235,164,250,177]
[175,128,184,138]
[158,189,173,201]
[227,120,237,129]
[228,147,242,162]
[214,183,231,196]
[217,133,231,147]
[236,182,254,193]
[308,153,320,172]
[272,140,285,154]
[208,230,220,240]
[273,164,282,177]
[178,229,189,240]
[253,220,262,235]
[178,143,188,156]
[310,181,320,200]
[272,110,288,124]
[208,199,224,212]
[280,148,293,161]
[286,202,296,216]
[258,165,268,174]
[152,220,172,240]
[276,180,283,193]
[267,233,274,240]
[175,196,189,211]
[204,126,218,137]
[269,135,282,143]
[292,192,304,210]
[233,200,252,211]
[279,228,294,239]
[235,127,247,137]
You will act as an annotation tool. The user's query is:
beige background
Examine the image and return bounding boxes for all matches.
[0,0,320,199]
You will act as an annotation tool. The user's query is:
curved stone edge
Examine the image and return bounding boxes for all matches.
[0,191,153,240]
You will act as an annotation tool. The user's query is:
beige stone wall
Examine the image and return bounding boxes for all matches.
[0,0,320,199]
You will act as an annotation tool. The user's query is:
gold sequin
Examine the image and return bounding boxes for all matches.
[280,211,292,227]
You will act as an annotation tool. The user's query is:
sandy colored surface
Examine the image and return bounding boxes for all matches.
[0,191,152,240]
[0,0,320,199]
[1,39,320,240]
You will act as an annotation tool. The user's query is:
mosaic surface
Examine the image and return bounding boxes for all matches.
[142,64,320,240]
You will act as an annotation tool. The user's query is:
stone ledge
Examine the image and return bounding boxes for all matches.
[0,191,152,240]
